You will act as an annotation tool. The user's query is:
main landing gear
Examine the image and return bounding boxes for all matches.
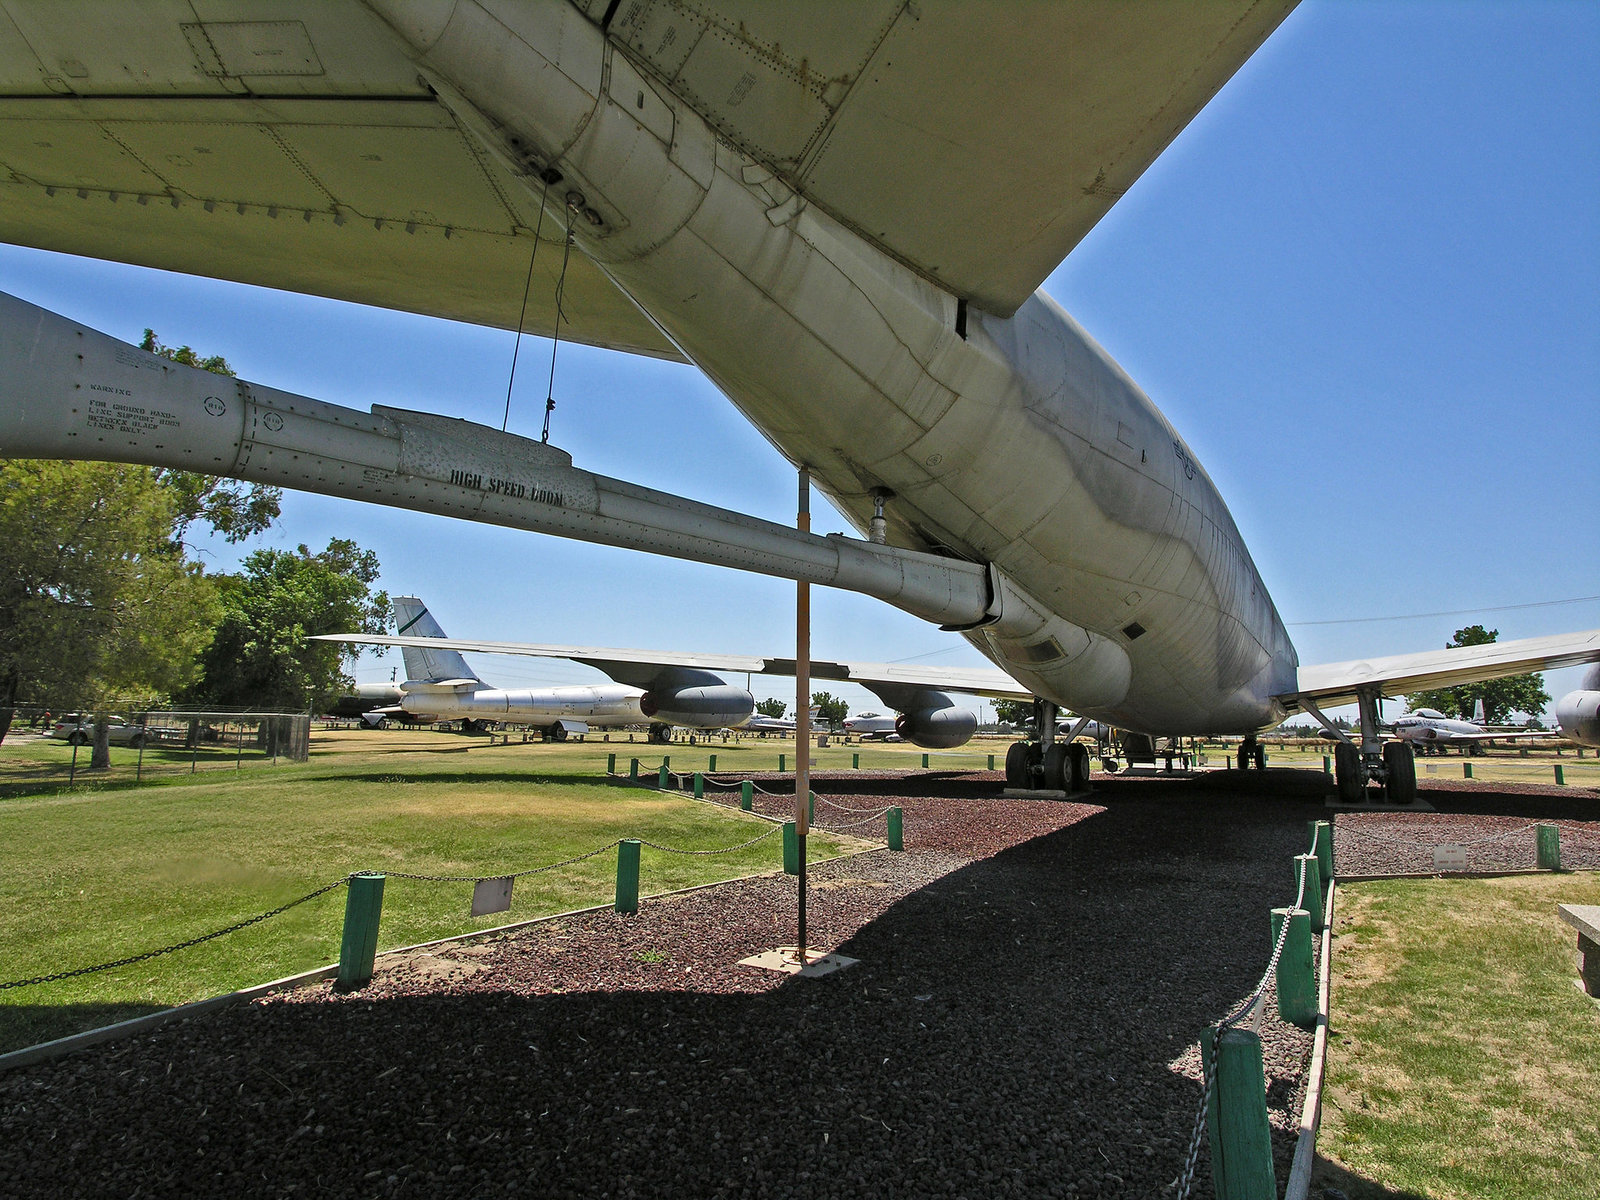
[1327,689,1416,805]
[1236,736,1266,771]
[1003,699,1089,792]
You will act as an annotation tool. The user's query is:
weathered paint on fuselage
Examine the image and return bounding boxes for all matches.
[376,1,1297,735]
[402,683,643,726]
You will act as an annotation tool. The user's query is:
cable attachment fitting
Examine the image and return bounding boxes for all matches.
[869,488,891,545]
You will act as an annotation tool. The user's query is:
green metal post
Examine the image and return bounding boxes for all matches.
[852,752,860,769]
[709,754,717,773]
[921,753,930,768]
[1203,1026,1277,1199]
[607,752,616,775]
[740,781,753,812]
[988,753,995,770]
[658,763,669,789]
[1554,764,1566,786]
[1464,761,1473,779]
[887,806,903,851]
[336,872,386,991]
[662,754,670,770]
[779,753,786,773]
[782,821,799,875]
[1271,907,1318,1031]
[629,757,639,782]
[615,839,641,913]
[1536,824,1561,871]
[1295,854,1324,931]
[1322,754,1331,775]
[693,772,704,799]
[1310,819,1334,888]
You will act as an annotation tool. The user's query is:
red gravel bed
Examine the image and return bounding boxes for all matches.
[1,771,1375,1197]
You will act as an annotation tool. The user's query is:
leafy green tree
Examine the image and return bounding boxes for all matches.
[0,460,221,743]
[1405,625,1552,725]
[754,698,788,719]
[811,691,849,729]
[139,330,281,544]
[993,699,1034,727]
[186,538,389,711]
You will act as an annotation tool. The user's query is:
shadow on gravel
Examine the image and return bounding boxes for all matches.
[0,787,1327,1199]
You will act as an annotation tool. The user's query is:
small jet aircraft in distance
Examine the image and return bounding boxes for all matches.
[1388,700,1554,756]
[351,597,756,743]
[842,712,898,740]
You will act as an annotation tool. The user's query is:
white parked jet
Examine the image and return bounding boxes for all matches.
[358,596,755,742]
[1389,701,1553,756]
[842,712,899,741]
[2,3,1599,803]
[1555,666,1600,749]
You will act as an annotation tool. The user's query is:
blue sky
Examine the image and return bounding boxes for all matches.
[2,0,1596,722]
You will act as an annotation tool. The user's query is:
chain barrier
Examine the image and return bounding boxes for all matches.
[816,810,895,832]
[383,841,625,883]
[0,877,349,992]
[815,795,897,815]
[636,825,782,856]
[1175,831,1319,1199]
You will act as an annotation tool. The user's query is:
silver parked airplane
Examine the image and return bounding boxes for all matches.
[2,3,1598,803]
[370,596,754,742]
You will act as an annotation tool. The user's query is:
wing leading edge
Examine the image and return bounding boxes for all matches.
[314,633,1032,701]
[1282,628,1600,713]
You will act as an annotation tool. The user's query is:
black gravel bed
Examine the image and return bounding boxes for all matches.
[3,774,1341,1198]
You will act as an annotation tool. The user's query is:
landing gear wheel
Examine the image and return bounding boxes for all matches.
[1005,741,1032,787]
[648,723,673,744]
[547,724,568,742]
[1066,742,1089,792]
[1254,744,1266,770]
[1100,758,1119,773]
[1237,745,1252,771]
[1042,744,1070,791]
[1334,741,1363,805]
[1383,741,1417,804]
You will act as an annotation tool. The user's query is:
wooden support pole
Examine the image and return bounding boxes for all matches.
[607,752,616,775]
[1202,1026,1277,1199]
[1294,854,1324,932]
[740,781,753,811]
[1537,824,1562,871]
[795,467,811,960]
[615,839,641,913]
[1271,907,1318,1030]
[335,872,385,992]
[887,806,903,851]
[782,820,799,875]
[1309,819,1334,889]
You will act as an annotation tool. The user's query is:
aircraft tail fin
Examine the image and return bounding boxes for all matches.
[1473,697,1486,725]
[392,596,483,684]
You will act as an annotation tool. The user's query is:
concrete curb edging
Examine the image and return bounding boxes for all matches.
[0,844,887,1076]
[1284,879,1336,1200]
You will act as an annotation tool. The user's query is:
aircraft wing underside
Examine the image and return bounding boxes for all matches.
[1282,628,1600,713]
[0,0,1295,332]
[314,633,1033,702]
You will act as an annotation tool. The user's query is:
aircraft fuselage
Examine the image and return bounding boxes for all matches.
[378,0,1298,735]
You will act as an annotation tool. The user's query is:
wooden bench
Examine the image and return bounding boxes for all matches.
[1557,904,1600,996]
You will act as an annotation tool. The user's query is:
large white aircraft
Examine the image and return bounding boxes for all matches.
[2,2,1598,803]
[365,596,753,741]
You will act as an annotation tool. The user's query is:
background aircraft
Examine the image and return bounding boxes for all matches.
[360,597,754,741]
[1,3,1597,803]
[1388,701,1554,756]
[1555,666,1600,749]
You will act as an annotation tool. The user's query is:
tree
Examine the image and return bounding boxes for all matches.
[185,538,390,712]
[811,691,849,729]
[754,698,788,719]
[139,330,281,545]
[993,699,1034,727]
[0,460,221,743]
[1405,625,1552,725]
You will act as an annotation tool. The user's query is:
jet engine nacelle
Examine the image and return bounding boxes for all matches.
[895,705,979,749]
[1554,685,1600,749]
[639,684,755,730]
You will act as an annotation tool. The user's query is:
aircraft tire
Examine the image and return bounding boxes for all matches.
[1067,743,1089,792]
[549,724,568,742]
[1004,740,1030,786]
[1334,742,1363,804]
[1042,743,1071,791]
[1254,743,1266,770]
[1383,741,1417,804]
[1237,746,1251,771]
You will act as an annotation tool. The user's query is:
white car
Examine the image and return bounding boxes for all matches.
[51,715,149,748]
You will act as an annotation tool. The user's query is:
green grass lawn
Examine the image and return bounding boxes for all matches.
[0,733,869,1054]
[1320,873,1600,1199]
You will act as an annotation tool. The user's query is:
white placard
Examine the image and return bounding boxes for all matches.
[1432,844,1468,871]
[471,876,514,917]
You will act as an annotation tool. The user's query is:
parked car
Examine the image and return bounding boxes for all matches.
[50,715,149,748]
